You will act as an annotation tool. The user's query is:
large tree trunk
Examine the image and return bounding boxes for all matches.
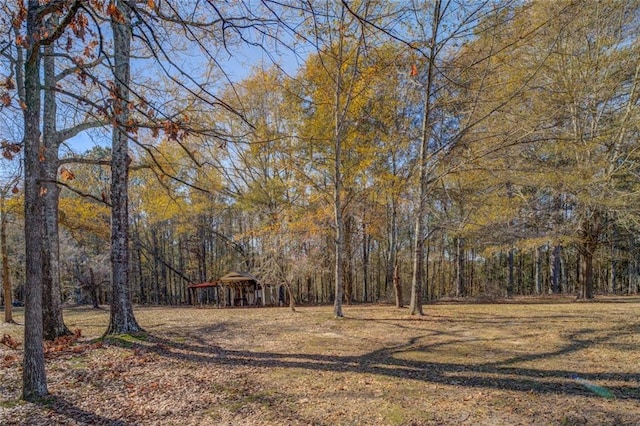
[22,0,47,400]
[42,41,72,340]
[578,213,600,300]
[106,0,142,335]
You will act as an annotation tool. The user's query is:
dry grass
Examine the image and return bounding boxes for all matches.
[1,297,639,425]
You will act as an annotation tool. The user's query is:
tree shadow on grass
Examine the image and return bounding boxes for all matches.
[43,395,133,426]
[110,320,640,402]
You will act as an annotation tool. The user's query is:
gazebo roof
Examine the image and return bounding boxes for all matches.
[188,281,218,289]
[188,271,258,289]
[219,271,258,283]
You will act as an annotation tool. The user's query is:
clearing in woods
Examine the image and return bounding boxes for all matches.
[1,298,639,425]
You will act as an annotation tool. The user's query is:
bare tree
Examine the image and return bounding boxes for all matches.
[105,0,142,335]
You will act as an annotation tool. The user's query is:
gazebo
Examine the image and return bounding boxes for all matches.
[188,271,272,307]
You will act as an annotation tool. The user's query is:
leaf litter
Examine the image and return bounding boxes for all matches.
[1,298,639,425]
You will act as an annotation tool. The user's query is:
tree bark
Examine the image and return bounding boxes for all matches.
[387,197,398,304]
[343,215,353,305]
[42,40,72,340]
[332,6,347,319]
[22,0,47,401]
[551,245,561,294]
[578,213,600,300]
[362,221,370,302]
[455,237,465,297]
[410,0,441,316]
[1,196,13,323]
[534,247,541,294]
[507,247,514,297]
[409,144,426,313]
[393,263,402,308]
[106,0,142,335]
[582,242,596,300]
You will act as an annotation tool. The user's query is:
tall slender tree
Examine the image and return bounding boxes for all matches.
[408,0,441,316]
[41,34,73,340]
[106,0,142,335]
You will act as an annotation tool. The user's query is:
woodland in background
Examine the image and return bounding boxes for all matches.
[1,0,639,315]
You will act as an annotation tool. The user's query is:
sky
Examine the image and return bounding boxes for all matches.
[63,29,303,155]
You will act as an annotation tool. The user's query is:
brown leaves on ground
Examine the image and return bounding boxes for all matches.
[44,329,103,359]
[1,333,20,349]
[1,299,639,425]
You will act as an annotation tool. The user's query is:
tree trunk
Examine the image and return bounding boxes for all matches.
[387,197,398,304]
[42,40,72,340]
[534,247,541,295]
[343,215,353,305]
[393,263,403,308]
[609,240,617,295]
[582,243,595,300]
[333,141,345,317]
[88,268,99,309]
[23,0,48,400]
[332,6,347,319]
[286,283,296,312]
[507,247,514,297]
[578,213,600,300]
[410,0,440,316]
[455,237,465,297]
[1,196,13,323]
[551,245,561,294]
[106,0,142,335]
[362,220,370,303]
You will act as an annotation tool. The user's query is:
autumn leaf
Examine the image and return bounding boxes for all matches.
[0,92,11,107]
[60,167,76,181]
[1,141,21,160]
[410,64,418,77]
[148,0,155,9]
[11,186,19,194]
[107,3,125,23]
[90,0,105,9]
[1,334,20,350]
[3,77,15,90]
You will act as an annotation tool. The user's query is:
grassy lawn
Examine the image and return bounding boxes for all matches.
[1,298,639,425]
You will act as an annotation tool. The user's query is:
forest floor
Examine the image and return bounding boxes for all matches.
[1,296,639,425]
